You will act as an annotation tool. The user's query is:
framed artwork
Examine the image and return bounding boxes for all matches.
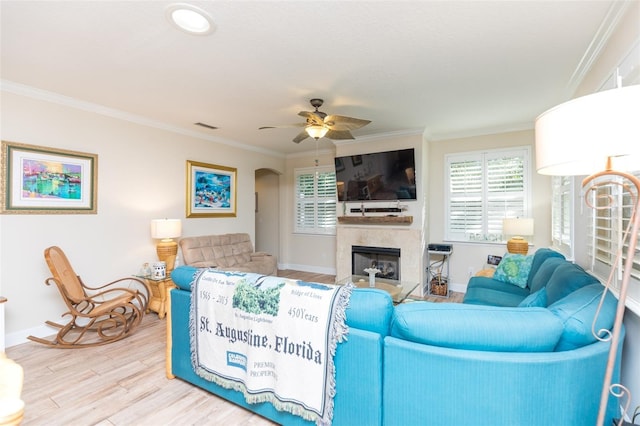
[351,155,363,166]
[1,141,98,214]
[186,160,237,218]
[335,157,345,172]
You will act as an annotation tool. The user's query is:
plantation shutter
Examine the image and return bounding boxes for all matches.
[589,173,640,289]
[294,167,337,235]
[448,156,483,240]
[551,175,574,257]
[446,147,530,242]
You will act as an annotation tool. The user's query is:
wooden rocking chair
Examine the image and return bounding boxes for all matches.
[28,246,151,349]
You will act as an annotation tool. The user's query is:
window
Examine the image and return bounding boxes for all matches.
[551,175,574,258]
[445,147,531,242]
[294,166,337,235]
[587,171,640,312]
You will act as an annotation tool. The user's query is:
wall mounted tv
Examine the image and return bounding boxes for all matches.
[334,148,416,201]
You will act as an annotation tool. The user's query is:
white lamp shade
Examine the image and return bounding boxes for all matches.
[503,218,534,236]
[306,125,329,140]
[150,219,182,240]
[535,85,640,176]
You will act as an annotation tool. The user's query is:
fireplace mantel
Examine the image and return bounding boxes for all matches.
[337,215,413,225]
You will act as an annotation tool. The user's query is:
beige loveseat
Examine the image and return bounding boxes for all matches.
[179,233,277,276]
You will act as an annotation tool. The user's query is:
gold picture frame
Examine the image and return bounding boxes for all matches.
[186,160,237,218]
[1,140,98,214]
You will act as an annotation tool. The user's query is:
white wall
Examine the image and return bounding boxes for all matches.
[0,90,284,344]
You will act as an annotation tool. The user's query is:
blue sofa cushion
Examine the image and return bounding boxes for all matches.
[528,257,566,294]
[463,283,530,306]
[546,262,600,305]
[390,302,563,352]
[549,283,617,351]
[171,265,199,290]
[493,254,533,288]
[518,287,547,307]
[345,288,393,336]
[526,248,565,288]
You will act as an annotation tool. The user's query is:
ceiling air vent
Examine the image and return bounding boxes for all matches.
[194,122,218,130]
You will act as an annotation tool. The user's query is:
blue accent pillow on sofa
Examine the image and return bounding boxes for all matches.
[548,283,616,351]
[493,254,533,288]
[518,287,547,307]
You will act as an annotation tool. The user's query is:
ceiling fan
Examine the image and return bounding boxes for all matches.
[259,98,371,143]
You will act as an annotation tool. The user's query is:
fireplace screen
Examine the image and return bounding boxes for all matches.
[352,245,400,280]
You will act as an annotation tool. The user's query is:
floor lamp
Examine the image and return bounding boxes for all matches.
[535,84,640,425]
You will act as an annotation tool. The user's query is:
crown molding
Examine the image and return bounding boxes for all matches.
[1,79,285,158]
[567,1,633,95]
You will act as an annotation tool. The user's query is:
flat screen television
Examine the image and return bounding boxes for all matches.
[334,148,416,201]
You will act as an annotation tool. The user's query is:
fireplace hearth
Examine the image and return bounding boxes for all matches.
[352,245,400,280]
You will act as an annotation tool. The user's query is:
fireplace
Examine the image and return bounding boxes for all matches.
[352,245,400,280]
[336,226,422,288]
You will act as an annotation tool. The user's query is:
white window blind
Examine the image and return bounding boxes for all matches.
[588,172,640,311]
[445,147,531,242]
[294,167,337,235]
[551,175,574,258]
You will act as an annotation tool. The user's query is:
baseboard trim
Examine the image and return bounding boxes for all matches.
[277,263,336,276]
[6,324,57,348]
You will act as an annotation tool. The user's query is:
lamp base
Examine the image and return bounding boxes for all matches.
[507,237,529,255]
[156,240,178,272]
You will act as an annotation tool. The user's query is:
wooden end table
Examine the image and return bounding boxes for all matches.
[143,276,176,319]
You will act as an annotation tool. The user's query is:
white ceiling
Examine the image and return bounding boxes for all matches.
[0,1,631,156]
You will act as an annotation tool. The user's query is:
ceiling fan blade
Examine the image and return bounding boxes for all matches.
[324,115,371,131]
[292,130,310,144]
[325,129,355,140]
[258,123,306,130]
[298,111,324,125]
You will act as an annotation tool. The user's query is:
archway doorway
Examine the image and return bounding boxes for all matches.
[255,168,280,264]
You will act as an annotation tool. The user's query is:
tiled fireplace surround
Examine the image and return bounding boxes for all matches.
[336,225,423,286]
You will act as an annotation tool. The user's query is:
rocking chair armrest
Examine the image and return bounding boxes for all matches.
[82,277,150,298]
[82,276,144,291]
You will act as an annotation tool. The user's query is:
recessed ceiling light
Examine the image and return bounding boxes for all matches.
[166,3,215,36]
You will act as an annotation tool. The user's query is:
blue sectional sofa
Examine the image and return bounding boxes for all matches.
[168,248,623,425]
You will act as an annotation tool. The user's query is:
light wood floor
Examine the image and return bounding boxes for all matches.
[6,270,462,425]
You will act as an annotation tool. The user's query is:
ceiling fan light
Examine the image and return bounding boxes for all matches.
[306,125,329,140]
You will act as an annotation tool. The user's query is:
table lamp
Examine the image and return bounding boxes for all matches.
[502,218,534,255]
[150,218,182,273]
[535,84,640,426]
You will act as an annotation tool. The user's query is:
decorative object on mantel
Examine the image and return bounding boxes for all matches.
[364,267,382,288]
[337,215,413,225]
[535,83,640,426]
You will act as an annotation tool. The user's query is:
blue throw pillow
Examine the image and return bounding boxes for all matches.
[548,283,616,351]
[518,287,547,307]
[493,254,533,288]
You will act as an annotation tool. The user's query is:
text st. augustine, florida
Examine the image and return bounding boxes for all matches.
[202,317,323,364]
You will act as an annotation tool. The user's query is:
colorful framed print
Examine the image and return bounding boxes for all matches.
[186,160,237,218]
[1,141,98,214]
